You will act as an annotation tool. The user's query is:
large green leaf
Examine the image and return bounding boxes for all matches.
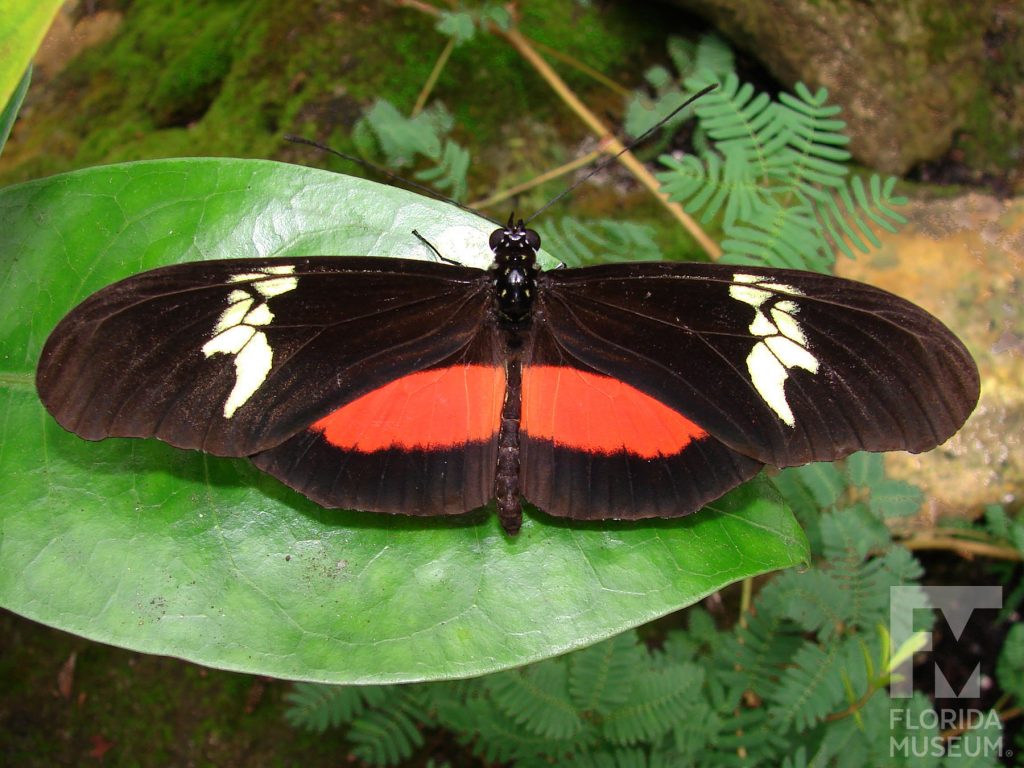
[0,0,61,110]
[0,66,30,158]
[0,159,809,683]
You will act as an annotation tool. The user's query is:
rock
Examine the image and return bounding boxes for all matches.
[834,193,1024,517]
[666,0,1023,179]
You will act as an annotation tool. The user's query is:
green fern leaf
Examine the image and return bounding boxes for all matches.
[451,686,595,764]
[662,608,719,663]
[436,10,475,43]
[868,478,924,518]
[774,568,848,640]
[415,139,470,200]
[535,217,661,266]
[691,33,735,80]
[348,704,424,767]
[846,452,885,488]
[687,74,786,179]
[568,632,646,715]
[771,83,850,190]
[706,703,789,766]
[601,663,703,745]
[719,200,829,270]
[819,506,891,561]
[869,694,942,767]
[670,697,719,759]
[833,546,924,631]
[283,683,368,732]
[356,99,449,165]
[782,746,809,768]
[716,593,804,693]
[766,638,850,732]
[485,661,584,740]
[657,151,724,222]
[785,462,847,508]
[802,174,906,259]
[997,624,1024,702]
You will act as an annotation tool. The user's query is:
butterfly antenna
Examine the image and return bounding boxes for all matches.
[523,83,718,226]
[283,134,502,226]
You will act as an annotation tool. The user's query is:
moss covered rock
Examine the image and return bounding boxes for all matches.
[668,0,1023,180]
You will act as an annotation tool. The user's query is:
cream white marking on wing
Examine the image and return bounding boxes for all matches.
[729,273,819,427]
[202,265,298,418]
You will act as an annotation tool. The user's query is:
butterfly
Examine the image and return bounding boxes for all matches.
[35,209,979,535]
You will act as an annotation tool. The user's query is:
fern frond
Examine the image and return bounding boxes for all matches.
[819,506,891,561]
[772,568,849,640]
[415,139,469,200]
[669,696,719,759]
[691,33,735,80]
[283,683,369,732]
[569,632,646,715]
[846,452,885,488]
[706,702,789,766]
[436,10,475,43]
[356,99,450,165]
[766,638,850,732]
[779,462,847,509]
[600,663,703,745]
[782,746,809,768]
[662,608,719,663]
[485,661,584,739]
[770,83,850,189]
[807,713,870,768]
[997,624,1024,701]
[867,478,924,518]
[687,74,785,175]
[802,174,907,258]
[450,684,595,765]
[829,544,924,632]
[719,199,829,270]
[535,217,661,266]
[715,577,805,691]
[348,702,424,767]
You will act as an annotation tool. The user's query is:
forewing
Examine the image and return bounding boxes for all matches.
[37,257,491,456]
[536,262,979,468]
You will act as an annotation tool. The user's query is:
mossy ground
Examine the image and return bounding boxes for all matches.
[0,608,349,765]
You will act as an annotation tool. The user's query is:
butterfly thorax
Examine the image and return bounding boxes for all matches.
[489,218,540,328]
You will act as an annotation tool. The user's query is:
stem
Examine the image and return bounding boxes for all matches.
[413,36,457,116]
[824,683,879,723]
[393,0,721,259]
[898,534,1022,562]
[469,148,603,210]
[501,26,720,259]
[528,38,632,97]
[738,577,753,628]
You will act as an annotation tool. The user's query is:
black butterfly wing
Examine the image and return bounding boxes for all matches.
[519,324,764,522]
[37,256,492,460]
[250,323,504,517]
[534,262,979,472]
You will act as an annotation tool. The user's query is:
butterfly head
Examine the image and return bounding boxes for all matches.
[489,214,541,261]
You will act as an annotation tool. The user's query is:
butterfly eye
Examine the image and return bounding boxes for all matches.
[488,229,504,251]
[525,229,541,250]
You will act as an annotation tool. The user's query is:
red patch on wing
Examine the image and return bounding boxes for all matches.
[522,365,706,457]
[312,365,504,451]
